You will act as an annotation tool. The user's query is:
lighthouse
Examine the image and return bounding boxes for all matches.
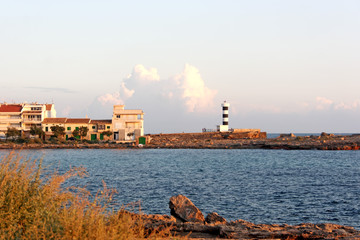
[217,101,230,132]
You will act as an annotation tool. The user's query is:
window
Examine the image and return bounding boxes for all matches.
[98,125,105,130]
[116,115,121,118]
[31,107,42,111]
[92,126,96,129]
[107,126,110,129]
[75,127,79,130]
[45,127,48,132]
[27,115,41,121]
[67,127,71,130]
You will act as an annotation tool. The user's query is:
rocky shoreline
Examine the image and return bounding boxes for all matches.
[144,132,360,150]
[140,195,360,239]
[1,133,360,150]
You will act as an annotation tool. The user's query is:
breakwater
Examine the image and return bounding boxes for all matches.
[145,132,360,150]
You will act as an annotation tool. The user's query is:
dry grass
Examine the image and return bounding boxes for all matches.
[0,151,182,239]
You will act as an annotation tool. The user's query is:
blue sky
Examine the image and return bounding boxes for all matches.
[1,1,360,133]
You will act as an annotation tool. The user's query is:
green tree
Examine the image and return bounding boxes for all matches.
[6,127,20,140]
[79,126,89,140]
[50,125,65,138]
[72,129,80,140]
[102,130,113,139]
[30,125,44,138]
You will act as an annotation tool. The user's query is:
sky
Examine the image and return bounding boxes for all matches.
[1,1,360,133]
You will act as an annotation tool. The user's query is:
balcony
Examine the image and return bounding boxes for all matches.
[23,118,42,124]
[0,125,21,131]
[0,118,22,123]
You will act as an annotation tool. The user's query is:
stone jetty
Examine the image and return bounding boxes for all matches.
[140,194,360,239]
[144,132,360,150]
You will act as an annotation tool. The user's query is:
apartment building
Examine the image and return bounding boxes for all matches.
[0,103,56,137]
[0,104,23,136]
[112,105,144,141]
[22,103,56,132]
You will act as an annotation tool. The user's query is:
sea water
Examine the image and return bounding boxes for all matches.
[0,149,359,229]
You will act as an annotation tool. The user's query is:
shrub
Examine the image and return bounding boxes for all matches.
[15,137,28,143]
[0,152,177,239]
[34,137,43,144]
[5,127,20,140]
[50,137,60,144]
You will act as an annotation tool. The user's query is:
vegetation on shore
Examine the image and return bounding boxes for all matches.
[0,152,179,239]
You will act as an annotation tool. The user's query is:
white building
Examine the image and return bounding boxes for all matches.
[0,104,23,136]
[112,105,144,141]
[0,103,56,136]
[22,103,56,131]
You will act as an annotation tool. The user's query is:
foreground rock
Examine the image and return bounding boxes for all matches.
[139,195,360,239]
[169,194,205,223]
[205,212,227,224]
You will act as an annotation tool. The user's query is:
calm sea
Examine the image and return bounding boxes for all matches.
[0,149,359,229]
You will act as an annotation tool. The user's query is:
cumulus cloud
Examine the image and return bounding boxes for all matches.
[315,97,334,110]
[120,82,135,99]
[309,97,360,111]
[125,64,160,83]
[95,64,217,115]
[334,101,360,110]
[174,64,217,112]
[97,81,135,106]
[97,92,123,106]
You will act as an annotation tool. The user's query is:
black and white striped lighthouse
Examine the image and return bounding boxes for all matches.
[222,101,229,126]
[218,101,230,132]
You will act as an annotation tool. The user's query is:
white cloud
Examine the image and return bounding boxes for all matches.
[95,64,217,115]
[334,101,360,110]
[315,97,334,110]
[306,97,360,111]
[174,64,217,112]
[96,65,159,109]
[97,92,123,106]
[97,79,135,107]
[120,82,135,100]
[125,64,160,83]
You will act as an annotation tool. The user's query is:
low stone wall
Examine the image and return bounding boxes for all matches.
[148,131,267,144]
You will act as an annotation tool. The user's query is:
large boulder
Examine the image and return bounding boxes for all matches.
[205,212,227,224]
[169,195,205,223]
